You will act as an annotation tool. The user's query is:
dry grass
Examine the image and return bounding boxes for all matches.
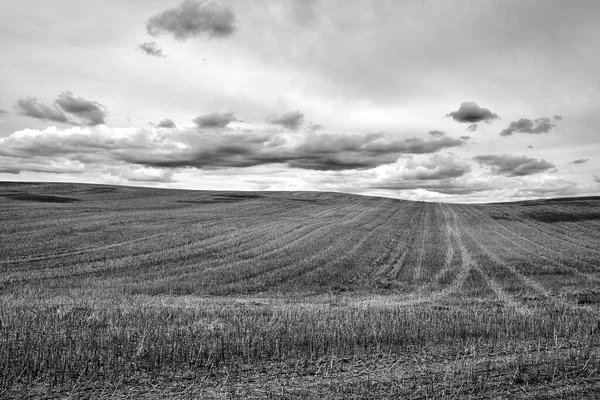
[1,182,599,398]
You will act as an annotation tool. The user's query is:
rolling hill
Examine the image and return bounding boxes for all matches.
[1,182,599,398]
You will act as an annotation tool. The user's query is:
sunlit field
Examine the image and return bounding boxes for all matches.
[1,182,599,399]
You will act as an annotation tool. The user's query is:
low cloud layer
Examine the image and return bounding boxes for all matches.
[138,42,165,57]
[268,110,304,130]
[446,102,499,123]
[16,92,107,126]
[499,117,555,137]
[146,0,236,40]
[193,112,235,128]
[474,154,555,176]
[0,126,464,174]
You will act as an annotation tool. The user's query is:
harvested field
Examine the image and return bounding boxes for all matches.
[1,182,599,399]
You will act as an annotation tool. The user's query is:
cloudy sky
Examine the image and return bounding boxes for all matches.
[1,0,599,202]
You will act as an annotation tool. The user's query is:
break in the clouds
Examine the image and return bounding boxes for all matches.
[193,111,235,128]
[108,166,175,183]
[499,117,555,137]
[268,111,305,130]
[138,42,165,57]
[428,130,445,138]
[474,154,555,177]
[146,0,236,41]
[446,102,499,124]
[16,93,107,126]
[572,158,589,164]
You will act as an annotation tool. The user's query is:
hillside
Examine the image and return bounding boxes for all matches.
[1,182,599,398]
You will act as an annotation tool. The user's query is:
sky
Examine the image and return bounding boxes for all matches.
[1,0,599,203]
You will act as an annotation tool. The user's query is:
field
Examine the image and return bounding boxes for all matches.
[1,182,600,399]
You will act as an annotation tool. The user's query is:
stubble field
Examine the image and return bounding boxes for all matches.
[1,182,599,399]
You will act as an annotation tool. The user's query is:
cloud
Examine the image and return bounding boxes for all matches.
[446,102,499,123]
[307,123,324,132]
[428,130,445,137]
[16,93,107,126]
[474,154,555,176]
[595,175,600,183]
[572,158,588,164]
[553,115,563,120]
[399,154,471,181]
[460,136,471,140]
[268,110,305,130]
[16,97,70,123]
[146,0,236,41]
[193,111,235,128]
[0,124,465,174]
[54,92,107,126]
[157,118,176,128]
[0,156,85,175]
[499,117,555,136]
[0,108,7,115]
[466,123,478,132]
[138,42,165,57]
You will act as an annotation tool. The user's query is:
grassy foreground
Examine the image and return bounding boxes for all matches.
[1,182,599,398]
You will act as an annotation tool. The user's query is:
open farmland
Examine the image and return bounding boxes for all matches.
[1,182,600,399]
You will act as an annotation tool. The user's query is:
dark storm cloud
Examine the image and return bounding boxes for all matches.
[499,117,555,136]
[572,158,588,164]
[446,102,499,123]
[193,112,235,128]
[157,118,176,128]
[146,0,236,40]
[16,97,69,123]
[54,92,107,126]
[553,115,563,120]
[268,110,305,130]
[466,123,478,132]
[428,130,445,137]
[138,42,165,57]
[473,154,555,176]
